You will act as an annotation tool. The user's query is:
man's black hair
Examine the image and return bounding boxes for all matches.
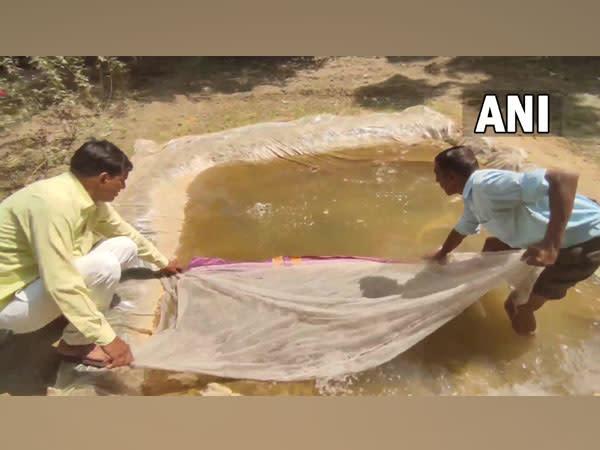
[435,145,479,178]
[70,139,133,177]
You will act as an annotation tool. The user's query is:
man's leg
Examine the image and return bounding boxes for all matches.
[482,237,514,253]
[507,236,600,336]
[509,293,547,336]
[479,238,525,327]
[0,237,138,362]
[0,277,63,334]
[60,237,138,346]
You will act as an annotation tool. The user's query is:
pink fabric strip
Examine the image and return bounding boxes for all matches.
[187,255,408,271]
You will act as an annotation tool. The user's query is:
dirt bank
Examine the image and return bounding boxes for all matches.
[2,57,600,201]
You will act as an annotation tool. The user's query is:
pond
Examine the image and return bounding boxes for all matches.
[157,142,600,395]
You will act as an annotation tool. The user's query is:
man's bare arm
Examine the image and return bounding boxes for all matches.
[522,169,579,266]
[427,228,466,263]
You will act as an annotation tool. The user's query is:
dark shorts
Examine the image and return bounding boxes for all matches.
[483,236,600,300]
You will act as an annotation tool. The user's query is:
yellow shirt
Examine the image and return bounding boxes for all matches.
[0,171,169,345]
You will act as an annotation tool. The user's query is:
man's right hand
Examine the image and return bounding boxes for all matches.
[157,258,183,277]
[522,240,559,267]
[101,336,134,368]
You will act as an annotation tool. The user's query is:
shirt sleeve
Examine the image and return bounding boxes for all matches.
[454,203,480,236]
[93,203,169,268]
[17,196,117,346]
[520,169,549,203]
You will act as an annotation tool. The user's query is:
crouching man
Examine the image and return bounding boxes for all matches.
[428,145,600,335]
[0,139,181,367]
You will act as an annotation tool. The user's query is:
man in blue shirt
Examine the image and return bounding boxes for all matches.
[429,146,600,335]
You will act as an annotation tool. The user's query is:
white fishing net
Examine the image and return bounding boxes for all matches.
[133,251,541,381]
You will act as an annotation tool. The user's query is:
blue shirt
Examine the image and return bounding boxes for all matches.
[454,169,600,249]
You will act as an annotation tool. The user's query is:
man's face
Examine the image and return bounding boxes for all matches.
[96,170,129,202]
[434,162,459,196]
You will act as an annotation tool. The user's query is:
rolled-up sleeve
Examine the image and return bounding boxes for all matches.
[93,203,169,268]
[455,203,480,236]
[17,197,117,345]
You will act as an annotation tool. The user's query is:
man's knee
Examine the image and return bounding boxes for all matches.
[108,236,138,266]
[94,236,138,269]
[115,236,137,253]
[96,253,122,286]
[77,252,122,288]
[523,294,547,312]
[113,236,138,269]
[482,237,512,252]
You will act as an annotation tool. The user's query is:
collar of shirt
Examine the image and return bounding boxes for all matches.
[462,171,477,200]
[64,171,96,212]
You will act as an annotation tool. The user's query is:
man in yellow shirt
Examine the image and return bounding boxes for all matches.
[0,139,181,368]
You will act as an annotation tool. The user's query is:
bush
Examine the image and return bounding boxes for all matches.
[0,56,128,132]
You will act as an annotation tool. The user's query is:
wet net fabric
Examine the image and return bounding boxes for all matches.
[133,251,541,381]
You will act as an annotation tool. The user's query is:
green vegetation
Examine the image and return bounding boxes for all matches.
[0,56,128,132]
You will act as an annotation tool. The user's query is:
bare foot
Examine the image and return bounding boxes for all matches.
[510,308,537,336]
[56,340,111,367]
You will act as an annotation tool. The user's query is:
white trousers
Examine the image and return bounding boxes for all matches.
[0,236,138,345]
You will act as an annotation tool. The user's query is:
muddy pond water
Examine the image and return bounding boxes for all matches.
[164,143,600,395]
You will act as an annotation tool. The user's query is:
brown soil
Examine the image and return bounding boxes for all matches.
[3,56,600,201]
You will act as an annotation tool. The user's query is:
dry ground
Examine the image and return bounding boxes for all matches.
[3,56,600,200]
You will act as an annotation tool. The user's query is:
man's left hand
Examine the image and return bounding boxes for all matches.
[522,241,559,266]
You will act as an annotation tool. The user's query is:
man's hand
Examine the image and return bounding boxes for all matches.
[425,249,448,265]
[522,241,559,266]
[530,169,578,267]
[101,336,134,369]
[425,229,465,265]
[158,259,183,277]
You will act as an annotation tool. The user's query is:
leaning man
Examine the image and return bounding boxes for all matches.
[429,145,600,336]
[0,139,181,368]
